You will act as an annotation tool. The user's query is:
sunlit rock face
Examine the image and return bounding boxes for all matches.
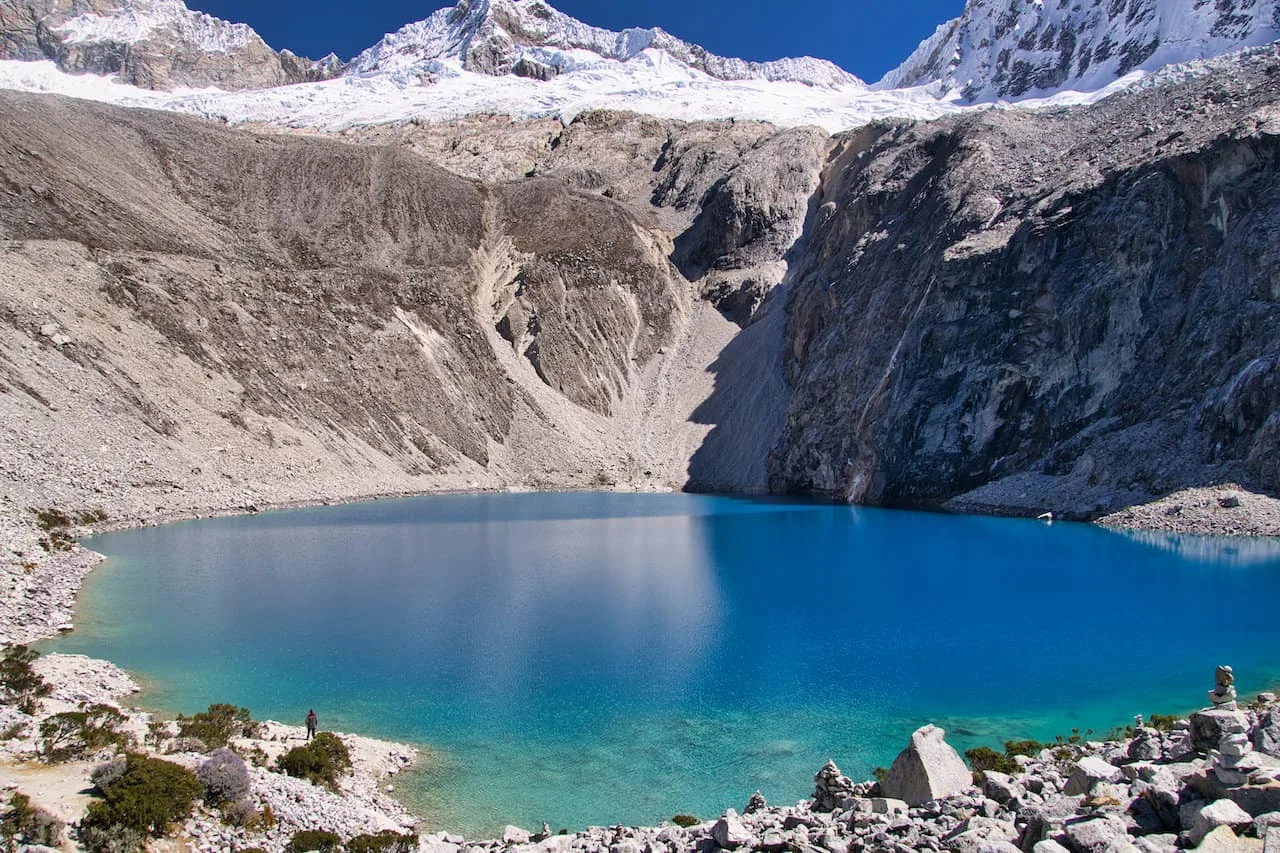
[0,0,341,89]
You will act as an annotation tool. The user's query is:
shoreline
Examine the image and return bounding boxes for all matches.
[3,481,1280,845]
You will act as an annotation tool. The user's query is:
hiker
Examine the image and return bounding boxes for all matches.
[306,709,318,740]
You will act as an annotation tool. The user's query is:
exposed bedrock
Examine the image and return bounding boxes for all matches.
[2,51,1280,532]
[770,52,1280,518]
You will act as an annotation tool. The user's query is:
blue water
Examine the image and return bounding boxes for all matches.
[47,493,1280,835]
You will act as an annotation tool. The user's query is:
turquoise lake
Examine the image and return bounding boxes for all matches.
[50,492,1280,835]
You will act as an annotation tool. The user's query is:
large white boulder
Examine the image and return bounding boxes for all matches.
[879,724,973,806]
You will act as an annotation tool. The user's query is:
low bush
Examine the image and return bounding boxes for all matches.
[76,821,146,853]
[286,828,342,852]
[39,704,130,762]
[32,507,77,552]
[219,797,257,827]
[1,791,64,848]
[671,814,699,828]
[1148,713,1179,732]
[0,644,52,714]
[198,747,250,804]
[82,753,203,836]
[277,732,352,789]
[348,830,420,853]
[964,746,1018,776]
[176,703,260,749]
[91,758,128,791]
[1003,739,1043,758]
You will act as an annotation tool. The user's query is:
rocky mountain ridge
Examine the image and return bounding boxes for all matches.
[1,46,1279,536]
[0,0,341,89]
[879,0,1280,100]
[349,0,861,88]
[2,0,1277,131]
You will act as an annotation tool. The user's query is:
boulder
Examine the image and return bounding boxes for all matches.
[1188,800,1255,847]
[1265,826,1280,853]
[1255,708,1280,759]
[1196,825,1264,853]
[944,815,1019,852]
[503,826,532,845]
[712,810,753,850]
[744,791,767,814]
[1019,797,1086,851]
[1061,815,1138,853]
[1033,842,1072,853]
[1192,710,1250,754]
[984,771,1024,805]
[1256,813,1280,839]
[1064,757,1125,796]
[880,725,974,806]
[1133,835,1178,853]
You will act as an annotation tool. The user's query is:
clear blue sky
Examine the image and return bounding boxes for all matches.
[185,0,965,83]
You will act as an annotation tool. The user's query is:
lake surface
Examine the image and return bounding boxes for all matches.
[50,493,1280,835]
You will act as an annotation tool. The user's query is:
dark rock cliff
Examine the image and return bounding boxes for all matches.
[771,51,1280,516]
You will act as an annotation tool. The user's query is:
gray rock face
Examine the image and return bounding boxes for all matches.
[1187,800,1255,846]
[0,0,342,90]
[1062,815,1137,853]
[771,51,1280,515]
[880,725,973,806]
[1256,708,1280,758]
[1064,757,1124,796]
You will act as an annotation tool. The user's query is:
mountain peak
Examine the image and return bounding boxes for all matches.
[350,0,863,89]
[879,0,1280,100]
[0,0,341,90]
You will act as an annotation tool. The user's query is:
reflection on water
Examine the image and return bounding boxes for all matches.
[50,493,1280,835]
[1112,527,1280,564]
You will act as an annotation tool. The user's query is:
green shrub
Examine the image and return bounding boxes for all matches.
[965,746,1018,775]
[348,830,420,853]
[1,791,64,848]
[286,829,342,852]
[872,766,889,781]
[0,644,52,714]
[671,814,699,828]
[1148,714,1179,732]
[39,705,130,762]
[1004,739,1043,758]
[82,754,203,836]
[277,732,352,789]
[176,703,260,749]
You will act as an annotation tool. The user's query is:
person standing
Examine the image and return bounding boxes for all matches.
[305,709,318,740]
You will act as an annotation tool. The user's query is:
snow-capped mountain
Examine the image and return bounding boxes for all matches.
[349,0,860,88]
[879,0,1280,100]
[0,0,1275,131]
[0,0,340,90]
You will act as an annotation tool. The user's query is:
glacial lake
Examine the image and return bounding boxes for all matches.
[50,492,1280,835]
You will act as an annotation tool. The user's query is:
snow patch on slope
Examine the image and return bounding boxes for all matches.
[0,54,1153,134]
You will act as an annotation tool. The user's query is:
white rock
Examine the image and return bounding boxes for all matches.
[713,809,755,849]
[1064,756,1124,796]
[1188,800,1254,846]
[880,724,973,806]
